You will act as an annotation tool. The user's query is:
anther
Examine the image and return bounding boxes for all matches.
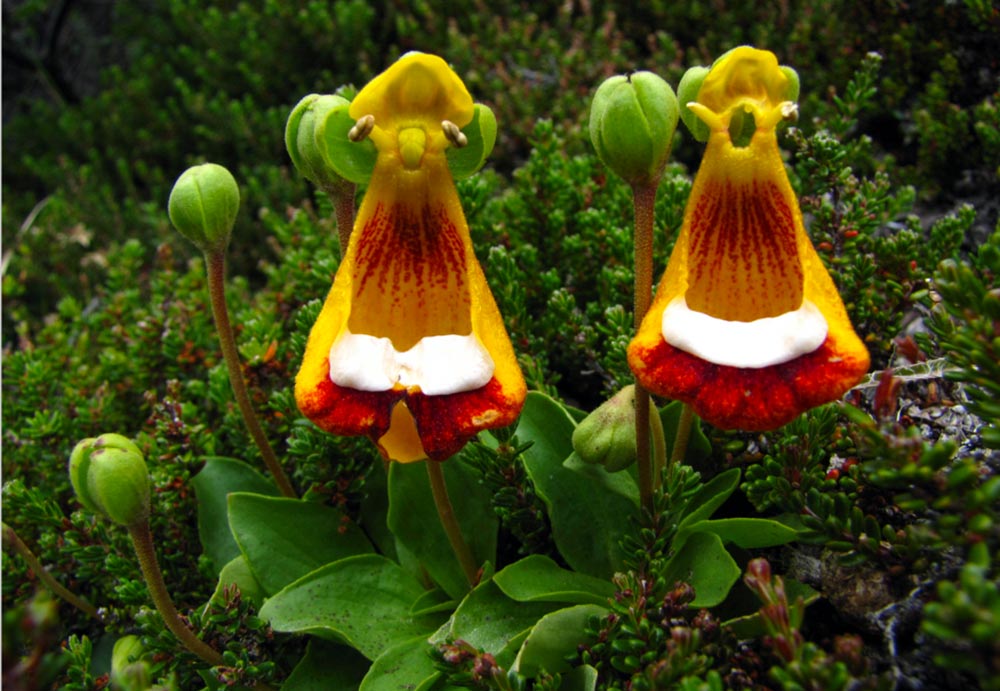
[442,120,468,148]
[348,114,375,142]
[780,101,799,123]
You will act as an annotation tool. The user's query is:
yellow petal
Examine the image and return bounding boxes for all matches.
[378,401,427,463]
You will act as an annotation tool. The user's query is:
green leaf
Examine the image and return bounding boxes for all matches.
[359,637,440,691]
[410,588,456,617]
[449,579,562,667]
[284,639,369,691]
[447,104,497,179]
[681,517,799,549]
[388,459,498,600]
[317,104,377,183]
[228,493,374,595]
[517,392,638,578]
[494,555,614,606]
[259,554,441,660]
[191,457,278,574]
[677,467,741,528]
[359,461,397,560]
[661,531,740,608]
[513,604,608,677]
[208,555,265,608]
[560,665,599,691]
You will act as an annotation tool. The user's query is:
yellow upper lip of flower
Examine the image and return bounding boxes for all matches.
[689,46,793,132]
[349,52,475,162]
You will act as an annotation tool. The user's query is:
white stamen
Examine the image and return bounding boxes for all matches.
[661,296,827,369]
[329,330,494,395]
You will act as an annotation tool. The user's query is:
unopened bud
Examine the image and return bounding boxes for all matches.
[111,635,151,691]
[69,434,150,528]
[589,72,679,186]
[167,163,240,254]
[572,385,637,472]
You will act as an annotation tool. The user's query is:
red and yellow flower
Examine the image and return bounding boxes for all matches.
[628,47,870,430]
[295,53,526,461]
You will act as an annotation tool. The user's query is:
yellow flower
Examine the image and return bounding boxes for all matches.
[295,53,526,461]
[628,47,870,430]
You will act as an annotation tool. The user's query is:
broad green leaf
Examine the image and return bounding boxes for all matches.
[410,588,456,617]
[447,104,497,179]
[228,493,373,595]
[284,639,369,691]
[680,517,799,549]
[513,604,608,677]
[358,460,397,560]
[260,554,441,660]
[207,555,264,608]
[191,457,278,574]
[661,531,740,608]
[517,392,638,578]
[450,579,561,667]
[560,665,599,691]
[677,467,741,528]
[317,104,377,183]
[494,555,614,606]
[388,459,498,600]
[659,401,711,466]
[359,637,440,691]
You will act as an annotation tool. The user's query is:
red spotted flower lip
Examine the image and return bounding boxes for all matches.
[628,47,869,431]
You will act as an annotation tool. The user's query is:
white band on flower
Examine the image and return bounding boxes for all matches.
[661,296,828,369]
[329,330,495,395]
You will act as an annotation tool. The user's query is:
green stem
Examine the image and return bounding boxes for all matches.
[205,251,296,498]
[632,181,658,516]
[426,460,478,588]
[128,522,225,668]
[325,182,356,256]
[669,403,695,474]
[2,523,101,621]
[648,403,667,491]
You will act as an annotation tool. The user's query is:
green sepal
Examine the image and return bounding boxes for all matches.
[447,103,498,179]
[677,65,711,142]
[286,94,354,191]
[316,104,378,184]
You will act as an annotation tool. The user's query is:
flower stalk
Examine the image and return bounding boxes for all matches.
[2,523,102,621]
[632,181,660,515]
[127,521,225,667]
[206,251,296,498]
[426,460,479,588]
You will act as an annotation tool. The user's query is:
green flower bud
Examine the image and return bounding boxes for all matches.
[167,163,240,254]
[589,72,679,186]
[572,385,637,472]
[111,635,151,691]
[286,94,356,192]
[69,434,150,527]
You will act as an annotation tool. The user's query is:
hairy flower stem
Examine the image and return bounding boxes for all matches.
[205,251,296,498]
[324,182,356,255]
[632,182,660,515]
[649,404,667,491]
[127,521,225,667]
[426,460,479,588]
[2,523,101,621]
